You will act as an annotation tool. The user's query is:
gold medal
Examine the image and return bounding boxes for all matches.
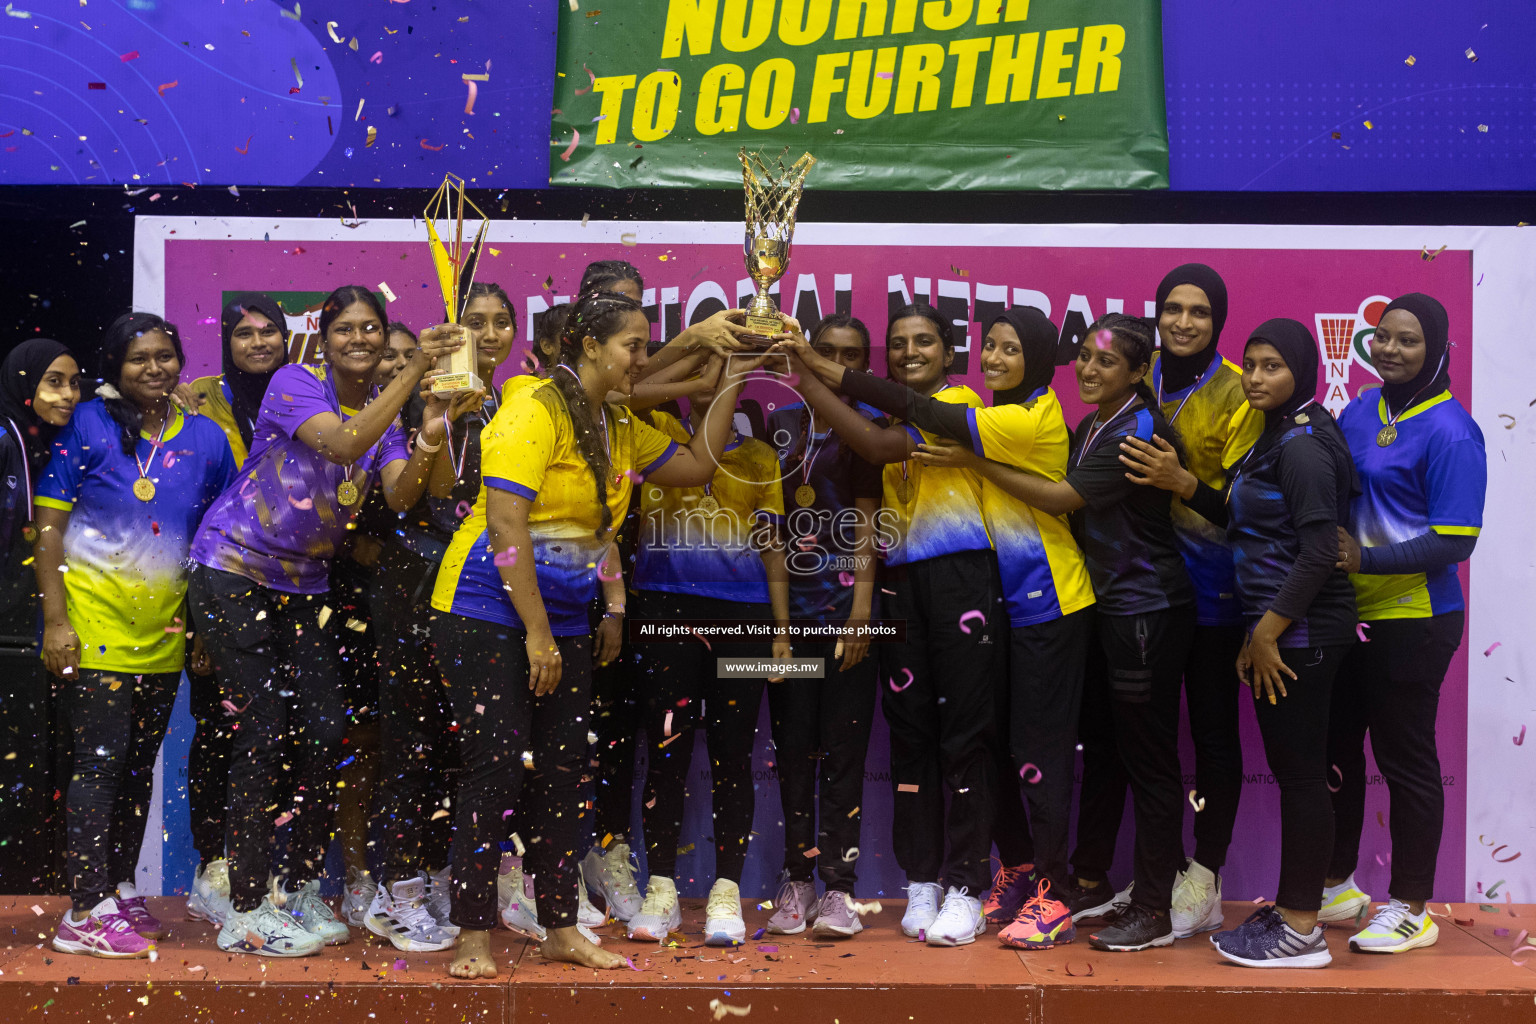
[1376,424,1398,448]
[795,484,816,508]
[337,478,360,506]
[895,478,914,503]
[132,476,156,502]
[698,494,721,516]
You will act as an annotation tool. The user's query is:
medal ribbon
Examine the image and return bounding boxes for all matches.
[1074,395,1139,469]
[133,412,170,490]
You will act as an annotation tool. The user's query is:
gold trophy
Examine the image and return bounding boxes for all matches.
[739,149,815,346]
[423,173,490,395]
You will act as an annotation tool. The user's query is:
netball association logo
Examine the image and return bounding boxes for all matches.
[1314,294,1391,415]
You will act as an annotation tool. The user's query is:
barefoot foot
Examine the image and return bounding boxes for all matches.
[539,925,627,969]
[448,929,498,979]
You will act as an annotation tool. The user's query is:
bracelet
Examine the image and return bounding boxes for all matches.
[415,431,444,453]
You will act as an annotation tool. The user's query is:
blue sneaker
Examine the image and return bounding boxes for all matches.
[1212,905,1332,969]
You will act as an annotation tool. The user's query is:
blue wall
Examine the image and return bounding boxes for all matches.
[1,0,1531,191]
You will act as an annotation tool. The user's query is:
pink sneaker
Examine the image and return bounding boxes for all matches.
[998,879,1076,950]
[117,895,168,939]
[53,899,155,958]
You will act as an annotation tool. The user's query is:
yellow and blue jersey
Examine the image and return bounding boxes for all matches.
[1150,353,1263,627]
[881,384,992,568]
[431,379,678,634]
[189,375,253,468]
[35,400,235,673]
[1339,387,1485,620]
[961,387,1095,627]
[633,409,785,604]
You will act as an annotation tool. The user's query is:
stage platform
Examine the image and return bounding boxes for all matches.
[2,896,1533,1022]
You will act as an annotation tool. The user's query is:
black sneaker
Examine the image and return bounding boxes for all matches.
[1087,902,1175,952]
[1057,881,1121,922]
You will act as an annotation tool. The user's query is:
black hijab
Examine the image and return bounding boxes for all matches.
[1244,317,1359,499]
[987,307,1059,406]
[0,338,72,472]
[1155,263,1229,393]
[1377,292,1450,415]
[220,292,288,449]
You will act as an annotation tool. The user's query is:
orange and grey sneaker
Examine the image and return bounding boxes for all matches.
[998,879,1076,950]
[983,862,1037,925]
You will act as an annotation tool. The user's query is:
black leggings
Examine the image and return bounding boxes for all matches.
[189,564,345,912]
[1073,606,1194,913]
[881,550,1004,895]
[65,669,180,912]
[767,637,877,893]
[370,542,456,884]
[436,614,592,930]
[188,671,233,867]
[590,626,641,846]
[634,590,768,883]
[1328,613,1461,901]
[1255,642,1351,911]
[999,608,1092,886]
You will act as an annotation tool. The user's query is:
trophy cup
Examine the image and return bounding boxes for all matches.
[423,173,490,395]
[739,149,816,346]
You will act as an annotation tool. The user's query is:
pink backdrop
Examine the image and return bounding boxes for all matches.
[156,229,1474,900]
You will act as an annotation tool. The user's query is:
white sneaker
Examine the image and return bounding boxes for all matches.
[704,878,746,946]
[581,842,644,921]
[341,868,376,928]
[498,859,545,940]
[1349,898,1439,954]
[365,877,456,952]
[626,875,681,942]
[925,886,985,947]
[900,881,944,938]
[424,867,460,937]
[765,879,818,935]
[282,879,351,946]
[1318,873,1372,923]
[577,866,607,928]
[188,859,234,927]
[577,921,604,945]
[1171,860,1224,938]
[217,896,324,957]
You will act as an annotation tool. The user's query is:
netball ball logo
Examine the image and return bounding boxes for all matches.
[1314,294,1391,415]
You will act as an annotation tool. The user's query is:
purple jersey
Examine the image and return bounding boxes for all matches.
[191,363,410,594]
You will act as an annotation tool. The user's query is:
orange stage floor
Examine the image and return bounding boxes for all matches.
[2,896,1534,1023]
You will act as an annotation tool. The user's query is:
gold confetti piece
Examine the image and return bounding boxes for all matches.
[354,98,364,121]
[1363,120,1373,129]
[488,247,501,256]
[290,58,303,88]
[1405,55,1416,66]
[378,281,398,303]
[326,20,342,43]
[677,843,695,855]
[710,999,752,1020]
[280,2,300,20]
[317,605,332,629]
[568,0,579,9]
[847,805,859,817]
[1478,124,1489,133]
[511,833,526,856]
[1466,48,1477,61]
[109,680,122,691]
[365,125,377,147]
[462,73,490,82]
[620,232,637,246]
[2,753,13,760]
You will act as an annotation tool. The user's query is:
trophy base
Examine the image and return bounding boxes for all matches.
[431,370,484,396]
[739,311,785,348]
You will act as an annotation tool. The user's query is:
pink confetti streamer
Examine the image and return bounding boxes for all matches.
[455,500,472,518]
[493,546,518,567]
[369,51,382,64]
[1516,725,1526,746]
[1093,329,1114,350]
[1485,641,1503,656]
[1018,763,1042,784]
[1327,763,1343,793]
[598,561,623,582]
[789,107,799,124]
[287,495,313,510]
[463,79,478,115]
[887,668,914,692]
[1355,622,1371,642]
[958,609,986,634]
[559,129,580,162]
[838,571,855,587]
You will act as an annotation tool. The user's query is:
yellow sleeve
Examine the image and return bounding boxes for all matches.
[973,404,1036,465]
[1221,399,1265,471]
[481,391,557,501]
[757,445,786,519]
[628,413,680,476]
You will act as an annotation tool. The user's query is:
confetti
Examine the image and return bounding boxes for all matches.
[1478,124,1489,133]
[1493,846,1523,863]
[369,51,382,64]
[620,232,638,246]
[1093,329,1114,350]
[420,139,445,151]
[1420,244,1448,261]
[463,79,479,115]
[158,80,178,95]
[1019,763,1043,784]
[709,999,752,1020]
[789,107,800,124]
[4,3,31,17]
[1405,55,1416,66]
[1363,120,1373,129]
[286,494,313,510]
[120,50,139,61]
[1485,642,1503,656]
[1465,48,1477,61]
[897,783,920,793]
[887,668,914,692]
[366,125,378,147]
[1327,763,1343,793]
[326,20,343,43]
[1517,725,1526,746]
[801,847,819,858]
[280,3,301,19]
[493,546,518,567]
[958,609,986,634]
[87,81,105,90]
[1355,622,1371,643]
[1188,789,1206,812]
[31,904,45,915]
[1064,962,1094,977]
[378,281,398,302]
[559,129,581,162]
[1487,880,1506,899]
[842,846,860,861]
[273,811,293,827]
[290,59,303,88]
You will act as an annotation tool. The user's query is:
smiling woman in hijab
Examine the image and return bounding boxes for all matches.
[790,307,1097,948]
[187,293,289,468]
[1320,293,1485,955]
[0,338,80,892]
[1113,263,1263,940]
[1120,316,1358,968]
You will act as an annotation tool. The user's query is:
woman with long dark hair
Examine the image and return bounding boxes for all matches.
[0,339,80,892]
[1323,293,1484,953]
[792,306,1098,948]
[33,314,234,958]
[431,291,751,978]
[182,292,289,928]
[964,314,1196,952]
[1122,318,1358,967]
[783,302,1006,948]
[188,285,467,957]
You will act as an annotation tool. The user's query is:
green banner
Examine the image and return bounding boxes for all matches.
[549,0,1168,190]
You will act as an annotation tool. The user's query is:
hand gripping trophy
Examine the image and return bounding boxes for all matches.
[423,172,491,395]
[738,149,816,347]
